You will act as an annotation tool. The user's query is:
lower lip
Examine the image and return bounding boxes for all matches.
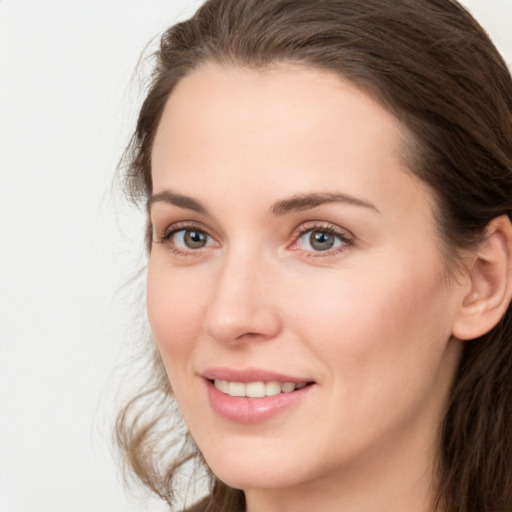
[206,380,314,423]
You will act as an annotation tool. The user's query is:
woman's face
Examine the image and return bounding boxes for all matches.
[148,64,464,502]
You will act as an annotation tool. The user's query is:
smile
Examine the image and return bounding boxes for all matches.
[214,379,308,397]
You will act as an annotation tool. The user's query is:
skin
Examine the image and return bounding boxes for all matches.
[147,63,468,512]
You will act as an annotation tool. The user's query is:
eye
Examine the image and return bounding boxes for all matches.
[154,221,219,258]
[298,230,343,251]
[290,224,353,255]
[171,228,214,250]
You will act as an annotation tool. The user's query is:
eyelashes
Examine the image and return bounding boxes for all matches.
[289,223,353,255]
[155,221,354,258]
[156,221,218,256]
[169,228,215,250]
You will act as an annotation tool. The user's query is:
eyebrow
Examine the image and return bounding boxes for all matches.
[270,192,379,215]
[147,189,379,216]
[147,190,209,215]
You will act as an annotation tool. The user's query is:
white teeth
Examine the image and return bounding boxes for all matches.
[214,379,308,397]
[216,379,229,393]
[246,381,265,398]
[281,382,296,393]
[228,382,246,397]
[265,381,282,396]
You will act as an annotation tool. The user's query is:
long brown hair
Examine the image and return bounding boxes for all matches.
[117,1,512,510]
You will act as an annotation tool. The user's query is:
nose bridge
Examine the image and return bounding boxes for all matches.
[204,243,280,345]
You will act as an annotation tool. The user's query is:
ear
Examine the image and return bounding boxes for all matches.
[452,215,512,341]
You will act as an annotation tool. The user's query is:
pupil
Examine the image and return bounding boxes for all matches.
[310,231,334,251]
[184,230,207,249]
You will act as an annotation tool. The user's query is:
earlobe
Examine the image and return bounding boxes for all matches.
[452,215,512,341]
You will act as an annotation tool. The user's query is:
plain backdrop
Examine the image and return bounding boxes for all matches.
[0,1,511,511]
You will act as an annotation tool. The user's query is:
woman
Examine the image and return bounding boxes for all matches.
[116,1,512,511]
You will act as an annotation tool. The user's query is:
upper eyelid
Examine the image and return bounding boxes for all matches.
[291,221,354,239]
[157,220,212,239]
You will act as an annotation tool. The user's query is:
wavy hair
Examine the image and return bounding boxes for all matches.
[116,1,512,510]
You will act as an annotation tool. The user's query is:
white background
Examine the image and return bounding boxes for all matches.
[0,1,511,511]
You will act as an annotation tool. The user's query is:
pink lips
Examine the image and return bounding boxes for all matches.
[203,368,314,424]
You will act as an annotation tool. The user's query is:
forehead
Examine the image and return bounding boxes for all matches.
[151,63,425,219]
[152,63,409,164]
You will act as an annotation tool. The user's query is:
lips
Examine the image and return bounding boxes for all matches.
[202,367,313,384]
[202,368,315,423]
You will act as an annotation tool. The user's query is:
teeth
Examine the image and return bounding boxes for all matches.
[281,382,296,393]
[217,379,229,393]
[246,381,265,398]
[265,381,281,396]
[214,379,308,397]
[228,382,245,397]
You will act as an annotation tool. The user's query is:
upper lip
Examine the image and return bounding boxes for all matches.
[202,367,314,384]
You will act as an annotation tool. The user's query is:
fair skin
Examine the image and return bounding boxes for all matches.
[146,63,509,512]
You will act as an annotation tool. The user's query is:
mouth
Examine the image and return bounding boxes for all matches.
[212,379,311,398]
[202,368,316,422]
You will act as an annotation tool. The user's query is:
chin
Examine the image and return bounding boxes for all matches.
[199,441,318,492]
[212,465,297,491]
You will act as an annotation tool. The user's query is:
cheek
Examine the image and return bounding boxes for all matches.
[146,263,213,422]
[286,254,454,381]
[286,261,458,458]
[146,262,207,359]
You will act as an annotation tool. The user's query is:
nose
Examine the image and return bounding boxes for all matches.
[204,251,282,346]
